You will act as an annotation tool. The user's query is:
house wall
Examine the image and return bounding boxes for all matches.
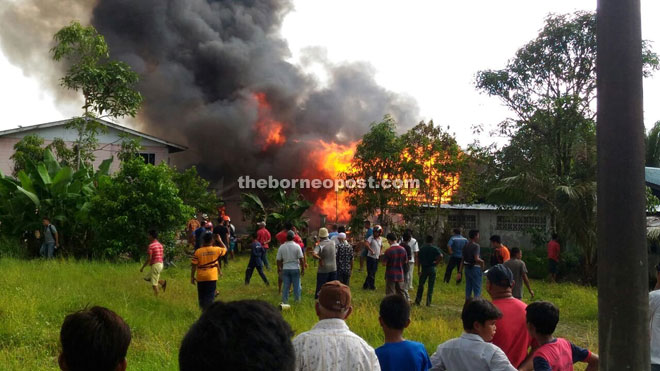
[0,126,171,175]
[446,209,550,249]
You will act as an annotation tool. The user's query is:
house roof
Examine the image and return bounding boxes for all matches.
[420,203,539,211]
[0,118,187,153]
[646,167,660,189]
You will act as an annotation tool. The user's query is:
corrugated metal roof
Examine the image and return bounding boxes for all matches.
[646,167,660,187]
[421,203,539,211]
[0,118,187,153]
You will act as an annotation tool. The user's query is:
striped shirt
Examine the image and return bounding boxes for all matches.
[148,240,164,264]
[384,244,407,282]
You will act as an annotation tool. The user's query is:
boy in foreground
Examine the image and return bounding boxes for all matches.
[140,230,167,296]
[520,301,599,371]
[59,306,131,371]
[376,295,431,371]
[191,232,227,309]
[429,297,516,371]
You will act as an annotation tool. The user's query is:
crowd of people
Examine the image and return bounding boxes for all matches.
[48,212,658,370]
[57,280,602,371]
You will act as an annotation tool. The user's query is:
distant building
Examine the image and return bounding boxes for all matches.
[0,119,186,175]
[441,204,550,249]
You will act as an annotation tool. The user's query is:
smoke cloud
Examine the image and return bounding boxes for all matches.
[1,0,419,200]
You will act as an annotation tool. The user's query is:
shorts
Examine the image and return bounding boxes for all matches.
[548,259,558,274]
[230,239,237,252]
[145,262,163,286]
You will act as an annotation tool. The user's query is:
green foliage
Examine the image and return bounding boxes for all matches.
[240,189,311,235]
[51,21,142,119]
[90,158,193,258]
[475,11,658,282]
[647,121,660,167]
[10,134,45,176]
[344,115,405,227]
[45,137,76,167]
[647,186,660,213]
[171,166,220,214]
[0,149,107,255]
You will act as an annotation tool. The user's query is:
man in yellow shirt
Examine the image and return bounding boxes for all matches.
[191,231,227,309]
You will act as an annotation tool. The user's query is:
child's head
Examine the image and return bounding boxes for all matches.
[379,294,411,332]
[526,301,559,337]
[202,231,214,245]
[462,297,502,342]
[59,306,131,371]
[489,235,502,247]
[510,247,522,259]
[148,229,158,241]
[386,232,397,243]
[425,235,434,244]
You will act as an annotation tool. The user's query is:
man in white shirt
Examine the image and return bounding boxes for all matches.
[429,297,516,371]
[402,230,419,291]
[651,263,660,371]
[276,231,305,304]
[362,226,383,290]
[293,281,380,371]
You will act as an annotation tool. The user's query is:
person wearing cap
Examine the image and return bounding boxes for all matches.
[293,281,381,371]
[363,225,383,290]
[193,221,213,251]
[486,264,533,368]
[312,228,337,299]
[256,222,272,269]
[335,232,353,286]
[382,232,409,301]
[276,230,305,304]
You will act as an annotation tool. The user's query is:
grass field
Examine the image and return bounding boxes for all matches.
[0,254,598,370]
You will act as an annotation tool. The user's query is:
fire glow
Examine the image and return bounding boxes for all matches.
[253,92,286,151]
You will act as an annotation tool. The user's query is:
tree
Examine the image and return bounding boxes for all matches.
[646,121,660,167]
[90,158,192,258]
[51,21,142,170]
[476,11,658,281]
[172,166,220,214]
[240,189,311,235]
[10,135,45,176]
[343,115,405,228]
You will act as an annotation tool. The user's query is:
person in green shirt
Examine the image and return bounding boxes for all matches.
[415,235,443,306]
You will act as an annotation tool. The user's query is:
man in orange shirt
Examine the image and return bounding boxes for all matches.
[191,231,227,309]
[489,235,510,266]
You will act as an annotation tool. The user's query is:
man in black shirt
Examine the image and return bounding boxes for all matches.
[457,229,485,300]
[213,217,230,268]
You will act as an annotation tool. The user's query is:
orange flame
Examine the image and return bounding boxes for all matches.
[305,140,358,223]
[253,92,286,151]
[400,146,460,204]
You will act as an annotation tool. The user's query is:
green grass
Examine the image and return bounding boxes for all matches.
[0,255,598,370]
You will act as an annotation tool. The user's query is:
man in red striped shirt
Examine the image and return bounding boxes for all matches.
[383,232,410,302]
[140,230,167,296]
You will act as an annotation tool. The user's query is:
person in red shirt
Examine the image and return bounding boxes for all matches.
[140,230,167,296]
[547,233,560,282]
[256,222,272,270]
[486,264,533,368]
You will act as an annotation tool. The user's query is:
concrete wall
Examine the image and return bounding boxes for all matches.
[0,126,171,175]
[446,209,550,249]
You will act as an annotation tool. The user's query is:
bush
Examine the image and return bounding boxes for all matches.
[91,159,193,259]
[0,236,28,258]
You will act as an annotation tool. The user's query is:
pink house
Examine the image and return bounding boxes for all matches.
[0,119,186,175]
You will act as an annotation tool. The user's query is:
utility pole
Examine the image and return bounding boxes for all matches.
[597,0,649,369]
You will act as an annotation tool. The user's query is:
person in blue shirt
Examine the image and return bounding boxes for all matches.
[244,232,269,286]
[359,220,373,272]
[444,228,468,283]
[376,294,431,371]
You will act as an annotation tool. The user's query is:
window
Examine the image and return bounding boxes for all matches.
[447,214,477,229]
[496,215,546,231]
[139,153,156,165]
